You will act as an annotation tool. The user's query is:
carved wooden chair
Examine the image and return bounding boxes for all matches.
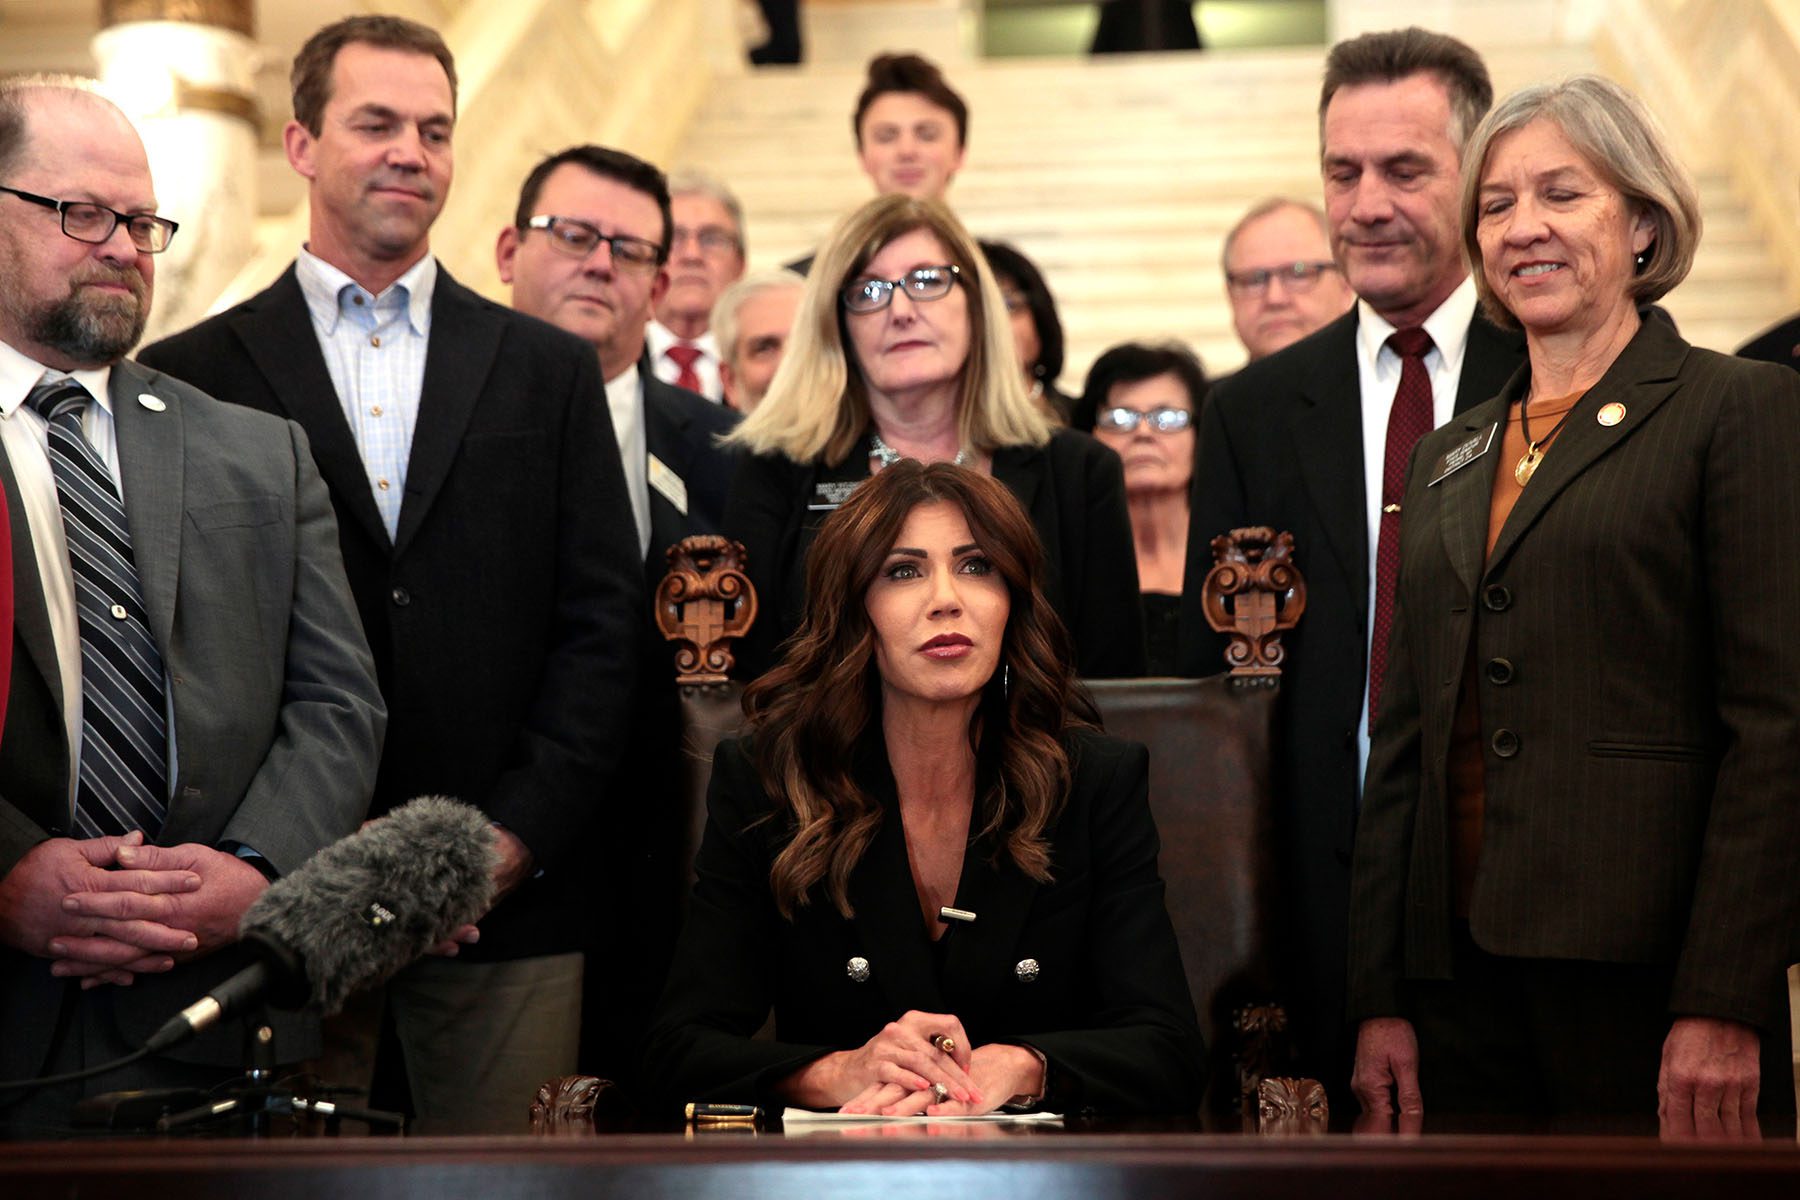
[534,530,1316,1132]
[1084,526,1310,1120]
[651,535,759,915]
[534,536,759,1134]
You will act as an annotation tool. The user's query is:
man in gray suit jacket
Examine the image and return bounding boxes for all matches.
[0,80,382,1131]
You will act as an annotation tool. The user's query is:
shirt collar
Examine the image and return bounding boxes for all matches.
[606,361,641,412]
[295,246,437,336]
[646,320,718,360]
[1356,274,1478,369]
[0,337,114,420]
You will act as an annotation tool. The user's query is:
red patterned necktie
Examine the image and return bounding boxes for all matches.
[666,343,704,394]
[1367,326,1435,723]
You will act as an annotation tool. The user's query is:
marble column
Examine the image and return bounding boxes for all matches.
[93,0,259,342]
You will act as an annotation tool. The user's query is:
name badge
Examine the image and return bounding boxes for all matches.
[807,480,862,512]
[1427,423,1498,487]
[647,453,687,516]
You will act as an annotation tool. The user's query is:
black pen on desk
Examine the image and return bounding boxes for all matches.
[686,1102,762,1121]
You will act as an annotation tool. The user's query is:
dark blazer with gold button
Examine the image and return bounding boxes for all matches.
[644,729,1205,1115]
[1346,317,1800,1039]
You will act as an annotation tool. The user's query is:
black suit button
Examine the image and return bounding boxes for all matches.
[1485,657,1515,685]
[1483,584,1512,612]
[390,586,411,607]
[1491,728,1520,758]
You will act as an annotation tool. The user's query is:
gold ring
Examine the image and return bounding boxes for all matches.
[930,1033,956,1055]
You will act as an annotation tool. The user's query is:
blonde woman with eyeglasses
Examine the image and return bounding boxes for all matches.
[723,195,1145,681]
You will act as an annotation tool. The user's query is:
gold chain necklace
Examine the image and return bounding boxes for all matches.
[1513,395,1576,486]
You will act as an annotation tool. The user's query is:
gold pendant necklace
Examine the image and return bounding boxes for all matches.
[1514,442,1545,486]
[1513,395,1575,486]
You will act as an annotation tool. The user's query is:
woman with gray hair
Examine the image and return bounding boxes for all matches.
[1347,75,1800,1129]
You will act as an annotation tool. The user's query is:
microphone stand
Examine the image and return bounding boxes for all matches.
[153,1011,404,1135]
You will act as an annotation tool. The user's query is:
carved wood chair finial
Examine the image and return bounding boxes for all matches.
[1201,527,1306,677]
[654,535,758,685]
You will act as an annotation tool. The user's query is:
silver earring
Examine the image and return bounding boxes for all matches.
[1003,663,1010,695]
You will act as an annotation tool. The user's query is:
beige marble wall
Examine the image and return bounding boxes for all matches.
[1596,0,1800,303]
[221,0,743,309]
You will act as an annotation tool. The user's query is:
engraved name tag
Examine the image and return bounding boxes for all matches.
[647,453,687,516]
[1427,423,1499,487]
[807,480,862,511]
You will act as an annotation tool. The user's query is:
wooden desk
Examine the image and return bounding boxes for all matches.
[3,1128,1797,1199]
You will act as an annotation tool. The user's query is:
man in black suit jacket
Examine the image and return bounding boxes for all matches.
[138,17,642,1131]
[1176,29,1524,1100]
[496,144,739,1081]
[1736,311,1800,373]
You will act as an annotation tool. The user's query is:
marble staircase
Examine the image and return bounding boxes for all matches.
[673,44,1793,385]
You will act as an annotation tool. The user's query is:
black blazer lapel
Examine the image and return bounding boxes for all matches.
[1286,315,1370,628]
[1455,314,1529,414]
[845,750,945,1014]
[1486,320,1688,576]
[644,380,691,564]
[229,268,389,551]
[1432,397,1508,597]
[990,443,1045,521]
[394,271,504,558]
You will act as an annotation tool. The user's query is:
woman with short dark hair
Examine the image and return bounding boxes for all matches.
[1077,342,1208,675]
[979,240,1073,423]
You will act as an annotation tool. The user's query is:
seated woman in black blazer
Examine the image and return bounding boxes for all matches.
[647,462,1202,1116]
[723,194,1145,681]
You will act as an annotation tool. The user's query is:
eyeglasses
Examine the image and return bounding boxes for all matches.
[0,183,179,253]
[1097,406,1192,434]
[842,264,961,314]
[524,215,663,272]
[672,224,741,255]
[1225,261,1338,297]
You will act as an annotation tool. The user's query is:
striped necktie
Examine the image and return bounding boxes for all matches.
[1367,327,1435,724]
[28,376,168,838]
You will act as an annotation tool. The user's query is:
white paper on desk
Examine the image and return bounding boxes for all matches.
[780,1107,1063,1127]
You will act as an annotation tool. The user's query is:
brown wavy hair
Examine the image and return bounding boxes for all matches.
[743,462,1090,919]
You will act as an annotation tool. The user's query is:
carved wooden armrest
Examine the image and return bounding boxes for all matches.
[1257,1076,1329,1134]
[654,535,758,685]
[529,1074,616,1135]
[1200,527,1306,678]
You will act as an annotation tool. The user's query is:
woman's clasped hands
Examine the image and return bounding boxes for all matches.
[786,1009,1044,1116]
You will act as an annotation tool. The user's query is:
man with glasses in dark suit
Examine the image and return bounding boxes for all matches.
[1222,197,1355,363]
[496,144,738,1083]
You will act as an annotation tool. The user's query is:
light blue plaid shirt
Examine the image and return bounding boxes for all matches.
[295,248,436,540]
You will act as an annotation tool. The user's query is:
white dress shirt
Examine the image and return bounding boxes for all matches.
[646,320,723,402]
[606,363,652,558]
[295,247,435,540]
[1353,275,1479,792]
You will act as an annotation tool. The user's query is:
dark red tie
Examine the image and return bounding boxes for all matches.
[1367,327,1435,723]
[666,343,704,394]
